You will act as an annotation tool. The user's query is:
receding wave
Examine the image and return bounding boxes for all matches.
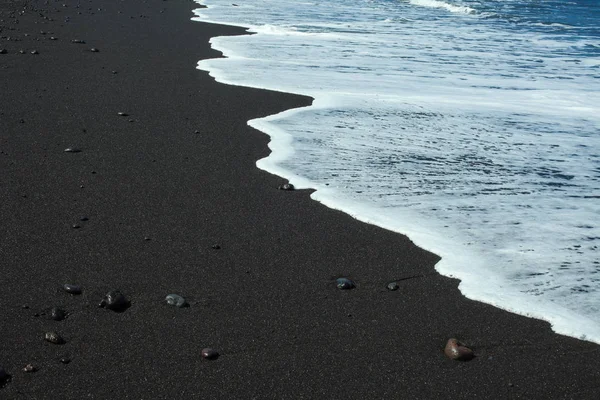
[407,0,476,15]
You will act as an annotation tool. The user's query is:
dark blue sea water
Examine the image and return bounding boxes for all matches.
[194,0,600,342]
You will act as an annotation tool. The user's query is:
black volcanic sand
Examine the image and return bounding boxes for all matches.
[1,0,600,398]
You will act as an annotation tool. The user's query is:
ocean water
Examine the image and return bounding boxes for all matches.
[192,0,600,343]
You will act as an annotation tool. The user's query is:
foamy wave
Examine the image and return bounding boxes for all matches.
[407,0,476,15]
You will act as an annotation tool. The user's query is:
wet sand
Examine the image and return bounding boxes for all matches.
[1,0,600,398]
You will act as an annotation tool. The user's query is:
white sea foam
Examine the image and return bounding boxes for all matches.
[193,0,600,343]
[407,0,476,15]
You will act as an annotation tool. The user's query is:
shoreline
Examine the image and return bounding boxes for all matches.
[2,0,600,398]
[194,2,600,344]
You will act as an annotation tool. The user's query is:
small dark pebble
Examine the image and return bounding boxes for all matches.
[72,224,81,229]
[278,183,294,191]
[71,39,85,44]
[31,50,38,54]
[19,50,25,54]
[0,49,7,54]
[90,48,99,52]
[44,331,65,344]
[194,130,200,134]
[0,366,10,385]
[64,147,81,153]
[80,216,89,221]
[112,70,118,74]
[49,307,67,321]
[212,244,221,250]
[49,36,57,40]
[336,277,355,290]
[63,283,82,295]
[201,348,219,360]
[144,236,151,241]
[60,357,71,364]
[22,304,29,309]
[386,282,399,291]
[99,290,129,311]
[117,112,129,117]
[22,364,36,373]
[19,119,25,123]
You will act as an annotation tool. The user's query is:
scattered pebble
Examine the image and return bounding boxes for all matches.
[59,357,71,364]
[19,50,25,54]
[49,36,58,40]
[444,338,474,361]
[117,112,129,117]
[212,244,221,250]
[63,283,82,295]
[201,348,219,360]
[165,294,187,308]
[31,50,38,55]
[71,39,85,44]
[72,224,81,229]
[49,307,67,321]
[90,48,99,52]
[99,290,129,311]
[386,282,399,291]
[64,147,81,153]
[44,331,65,345]
[22,364,36,373]
[80,216,89,221]
[194,130,200,134]
[336,277,355,290]
[0,49,7,54]
[278,183,294,191]
[0,366,9,386]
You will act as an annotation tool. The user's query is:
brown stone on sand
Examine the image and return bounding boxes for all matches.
[201,348,219,360]
[444,338,474,361]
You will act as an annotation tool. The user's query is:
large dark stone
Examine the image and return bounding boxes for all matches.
[99,290,129,311]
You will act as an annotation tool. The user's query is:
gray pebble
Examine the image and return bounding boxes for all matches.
[64,147,81,153]
[117,112,129,117]
[165,294,187,308]
[278,183,294,191]
[71,39,85,44]
[0,49,7,54]
[336,277,355,290]
[31,50,38,55]
[386,282,399,291]
[44,331,65,344]
[90,48,99,52]
[63,283,82,294]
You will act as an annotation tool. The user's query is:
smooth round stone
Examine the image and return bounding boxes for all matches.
[49,307,67,321]
[64,147,81,153]
[336,277,355,290]
[444,338,474,361]
[278,183,294,191]
[201,348,219,360]
[386,282,399,291]
[100,290,129,311]
[165,294,187,308]
[63,283,82,295]
[44,331,65,344]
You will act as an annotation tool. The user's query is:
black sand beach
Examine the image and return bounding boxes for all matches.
[2,0,600,398]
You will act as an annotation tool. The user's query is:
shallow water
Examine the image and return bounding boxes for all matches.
[193,0,600,342]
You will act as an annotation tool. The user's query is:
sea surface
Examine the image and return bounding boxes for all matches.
[193,0,600,342]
